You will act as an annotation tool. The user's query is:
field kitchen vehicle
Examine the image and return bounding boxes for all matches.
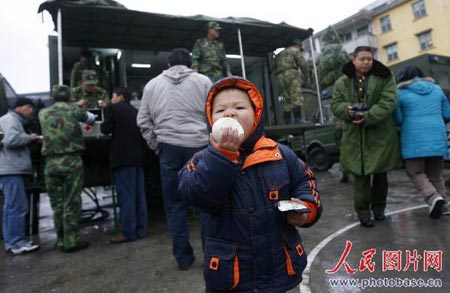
[0,0,333,232]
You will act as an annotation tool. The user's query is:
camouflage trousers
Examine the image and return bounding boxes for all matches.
[277,70,304,112]
[201,69,226,83]
[44,154,84,250]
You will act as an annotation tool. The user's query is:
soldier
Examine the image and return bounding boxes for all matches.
[39,85,96,252]
[192,21,232,82]
[72,69,109,109]
[70,49,91,89]
[272,38,310,124]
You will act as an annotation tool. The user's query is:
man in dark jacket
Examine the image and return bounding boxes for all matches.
[100,87,148,243]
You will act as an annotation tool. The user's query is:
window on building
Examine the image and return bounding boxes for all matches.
[357,25,369,36]
[380,15,392,33]
[417,30,433,50]
[384,43,398,62]
[339,32,352,43]
[412,0,427,19]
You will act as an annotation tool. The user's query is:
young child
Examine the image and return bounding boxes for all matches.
[178,76,322,292]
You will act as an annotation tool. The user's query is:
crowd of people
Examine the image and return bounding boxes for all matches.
[1,20,450,291]
[331,46,450,227]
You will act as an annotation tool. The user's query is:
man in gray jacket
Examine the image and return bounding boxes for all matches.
[0,97,40,255]
[137,48,212,270]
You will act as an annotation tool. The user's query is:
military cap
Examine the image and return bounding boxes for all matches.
[208,21,222,30]
[81,69,98,85]
[52,84,72,99]
[13,97,34,109]
[291,38,303,46]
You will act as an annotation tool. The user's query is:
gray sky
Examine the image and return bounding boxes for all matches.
[0,0,376,93]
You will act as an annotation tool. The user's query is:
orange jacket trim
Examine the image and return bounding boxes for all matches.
[307,180,316,190]
[268,190,279,201]
[231,256,240,289]
[213,146,240,163]
[209,257,219,271]
[186,157,197,173]
[242,137,282,170]
[284,247,296,276]
[303,201,318,224]
[296,244,304,256]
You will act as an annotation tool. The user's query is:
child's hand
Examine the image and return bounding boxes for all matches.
[287,211,309,226]
[286,198,310,226]
[210,127,244,152]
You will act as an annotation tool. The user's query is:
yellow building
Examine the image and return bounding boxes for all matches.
[372,0,450,65]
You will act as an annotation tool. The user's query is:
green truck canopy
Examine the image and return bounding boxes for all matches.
[38,0,313,56]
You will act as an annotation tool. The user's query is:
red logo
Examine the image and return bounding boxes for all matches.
[326,241,443,274]
[84,124,92,132]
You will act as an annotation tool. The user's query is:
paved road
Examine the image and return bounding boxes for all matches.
[1,165,449,292]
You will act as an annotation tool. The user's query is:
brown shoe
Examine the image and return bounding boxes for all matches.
[110,235,133,244]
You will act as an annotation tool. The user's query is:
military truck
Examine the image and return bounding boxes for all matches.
[286,54,450,171]
[26,0,337,227]
[389,54,450,97]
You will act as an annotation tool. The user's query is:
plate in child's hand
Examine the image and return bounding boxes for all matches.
[277,200,311,213]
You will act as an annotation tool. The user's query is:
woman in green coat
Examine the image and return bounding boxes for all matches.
[331,46,401,227]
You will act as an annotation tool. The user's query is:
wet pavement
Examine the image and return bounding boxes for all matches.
[1,164,449,292]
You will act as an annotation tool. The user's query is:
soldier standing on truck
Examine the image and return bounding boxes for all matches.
[72,70,109,109]
[39,85,96,253]
[272,38,310,124]
[70,49,91,88]
[192,21,232,82]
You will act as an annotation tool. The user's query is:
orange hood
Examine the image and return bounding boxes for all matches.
[205,76,265,151]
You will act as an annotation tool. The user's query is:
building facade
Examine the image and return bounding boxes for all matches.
[373,0,450,65]
[310,0,450,65]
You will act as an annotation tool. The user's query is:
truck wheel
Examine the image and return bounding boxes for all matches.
[307,147,333,171]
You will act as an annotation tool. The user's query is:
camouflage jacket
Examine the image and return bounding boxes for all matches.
[70,60,88,88]
[72,86,109,109]
[192,37,231,81]
[272,47,309,78]
[38,102,88,157]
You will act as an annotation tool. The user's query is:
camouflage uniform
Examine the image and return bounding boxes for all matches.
[70,62,107,90]
[72,86,109,109]
[72,70,109,109]
[192,37,231,82]
[272,46,309,113]
[39,95,88,250]
[70,60,89,89]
